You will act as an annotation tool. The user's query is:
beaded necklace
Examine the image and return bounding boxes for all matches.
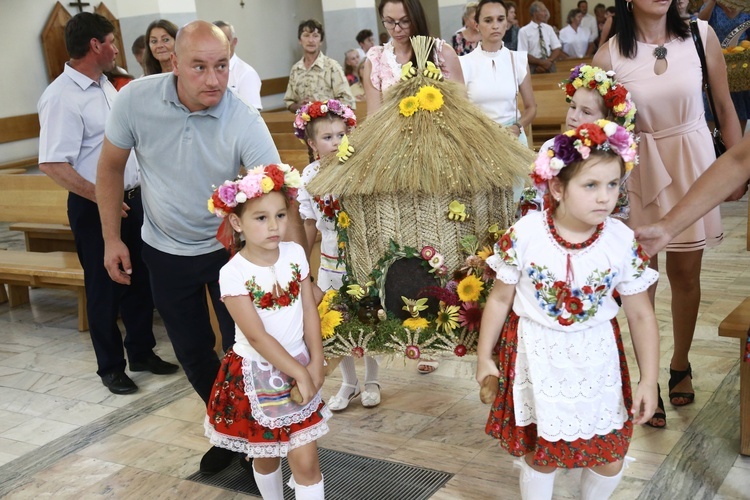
[546,209,605,310]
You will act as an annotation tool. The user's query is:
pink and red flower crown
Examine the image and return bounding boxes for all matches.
[208,163,302,218]
[293,99,357,140]
[531,120,638,193]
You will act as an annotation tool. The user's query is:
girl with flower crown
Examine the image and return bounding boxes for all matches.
[294,100,382,412]
[204,164,328,500]
[476,120,660,500]
[523,64,638,222]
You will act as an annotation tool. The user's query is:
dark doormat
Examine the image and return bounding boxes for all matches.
[186,447,454,499]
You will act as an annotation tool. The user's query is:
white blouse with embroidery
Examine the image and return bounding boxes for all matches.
[219,242,310,362]
[486,211,658,441]
[297,160,346,291]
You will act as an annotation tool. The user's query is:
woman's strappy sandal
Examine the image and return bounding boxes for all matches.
[668,364,695,406]
[645,383,667,428]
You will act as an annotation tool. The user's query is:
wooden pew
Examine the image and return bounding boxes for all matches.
[521,88,568,149]
[0,175,87,330]
[9,222,76,253]
[0,157,38,171]
[280,150,312,172]
[718,297,750,455]
[273,132,307,150]
[0,250,87,331]
[530,72,565,91]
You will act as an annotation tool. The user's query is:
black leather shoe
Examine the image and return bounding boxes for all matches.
[129,353,179,375]
[199,446,236,475]
[101,371,138,395]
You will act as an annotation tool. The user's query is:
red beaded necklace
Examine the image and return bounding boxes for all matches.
[546,209,604,250]
[546,209,605,310]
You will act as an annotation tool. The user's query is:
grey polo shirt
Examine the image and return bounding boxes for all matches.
[105,73,280,256]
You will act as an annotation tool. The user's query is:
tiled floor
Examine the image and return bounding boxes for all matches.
[0,200,749,499]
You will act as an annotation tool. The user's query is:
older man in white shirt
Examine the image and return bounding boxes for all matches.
[214,20,263,109]
[518,1,562,73]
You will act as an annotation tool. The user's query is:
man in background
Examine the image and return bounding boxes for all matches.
[213,20,263,109]
[518,1,562,73]
[131,34,147,75]
[38,12,177,396]
[578,0,599,46]
[356,28,375,59]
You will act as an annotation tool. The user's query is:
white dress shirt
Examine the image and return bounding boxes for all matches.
[517,21,561,60]
[229,53,263,110]
[38,63,139,189]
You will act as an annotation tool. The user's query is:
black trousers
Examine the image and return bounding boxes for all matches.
[141,244,235,404]
[67,190,156,377]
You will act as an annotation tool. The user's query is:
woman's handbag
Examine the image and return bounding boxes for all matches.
[690,19,727,158]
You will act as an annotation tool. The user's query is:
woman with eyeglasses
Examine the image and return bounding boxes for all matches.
[363,0,465,116]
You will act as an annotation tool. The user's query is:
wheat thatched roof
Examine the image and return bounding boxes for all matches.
[306,38,534,197]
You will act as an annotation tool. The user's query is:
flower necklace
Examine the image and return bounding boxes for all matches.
[546,210,604,310]
[313,194,340,223]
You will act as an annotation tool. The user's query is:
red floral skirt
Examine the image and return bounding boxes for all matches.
[205,349,330,458]
[486,312,633,468]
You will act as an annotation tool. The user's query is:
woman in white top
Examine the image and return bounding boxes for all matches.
[559,8,595,58]
[460,0,537,147]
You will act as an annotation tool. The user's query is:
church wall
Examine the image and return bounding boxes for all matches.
[0,0,323,163]
[194,0,325,110]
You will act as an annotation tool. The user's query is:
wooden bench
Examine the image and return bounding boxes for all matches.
[718,296,750,455]
[9,222,76,253]
[0,174,75,252]
[521,88,568,149]
[279,149,312,172]
[0,250,87,331]
[273,132,307,150]
[0,175,87,331]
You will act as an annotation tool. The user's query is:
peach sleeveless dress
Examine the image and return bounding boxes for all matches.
[608,20,722,252]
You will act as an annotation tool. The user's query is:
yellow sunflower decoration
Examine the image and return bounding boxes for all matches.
[317,290,343,339]
[399,96,420,117]
[416,85,444,112]
[321,310,343,339]
[403,316,430,331]
[337,211,351,228]
[457,274,484,302]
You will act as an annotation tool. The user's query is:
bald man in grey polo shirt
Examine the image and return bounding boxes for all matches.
[96,20,294,475]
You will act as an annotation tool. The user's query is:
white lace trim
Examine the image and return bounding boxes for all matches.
[241,356,324,429]
[512,318,629,441]
[616,267,658,296]
[203,409,332,458]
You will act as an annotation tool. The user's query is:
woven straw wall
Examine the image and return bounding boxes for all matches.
[344,187,516,284]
